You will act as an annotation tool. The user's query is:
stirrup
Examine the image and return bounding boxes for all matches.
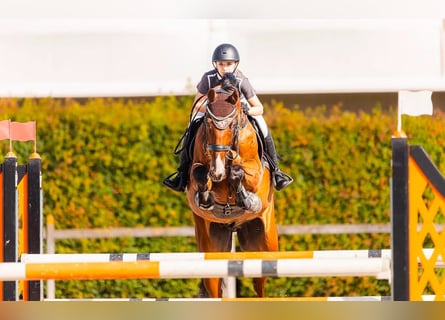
[163,171,179,182]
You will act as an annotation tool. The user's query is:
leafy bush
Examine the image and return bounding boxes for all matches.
[1,96,442,298]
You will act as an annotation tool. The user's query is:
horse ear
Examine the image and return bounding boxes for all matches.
[208,88,216,102]
[227,89,239,104]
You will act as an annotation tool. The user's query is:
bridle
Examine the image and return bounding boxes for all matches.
[203,89,251,213]
[204,90,248,160]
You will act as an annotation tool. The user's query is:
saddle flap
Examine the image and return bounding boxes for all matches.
[248,116,266,166]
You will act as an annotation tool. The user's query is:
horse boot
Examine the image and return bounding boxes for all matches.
[264,134,293,190]
[163,118,202,192]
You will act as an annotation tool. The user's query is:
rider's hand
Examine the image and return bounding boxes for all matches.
[241,102,250,115]
[221,73,239,91]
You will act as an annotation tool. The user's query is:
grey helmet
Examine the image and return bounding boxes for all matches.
[212,43,240,62]
[212,44,240,75]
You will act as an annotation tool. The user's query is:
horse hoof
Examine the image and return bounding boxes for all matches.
[199,204,214,211]
[194,192,214,211]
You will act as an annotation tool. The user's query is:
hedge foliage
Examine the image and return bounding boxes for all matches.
[1,96,443,298]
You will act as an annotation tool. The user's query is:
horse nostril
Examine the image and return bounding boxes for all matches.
[210,171,224,182]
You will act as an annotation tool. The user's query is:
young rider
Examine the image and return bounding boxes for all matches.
[163,43,293,192]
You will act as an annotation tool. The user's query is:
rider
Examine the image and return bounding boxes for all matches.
[163,43,293,192]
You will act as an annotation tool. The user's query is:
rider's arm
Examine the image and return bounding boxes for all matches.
[193,92,207,113]
[246,95,264,116]
[239,75,263,116]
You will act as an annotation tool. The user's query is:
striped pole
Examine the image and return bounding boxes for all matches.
[44,296,395,302]
[20,248,440,264]
[0,258,390,281]
[42,295,439,301]
[21,249,391,263]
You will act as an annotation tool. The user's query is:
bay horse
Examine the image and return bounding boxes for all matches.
[185,87,278,297]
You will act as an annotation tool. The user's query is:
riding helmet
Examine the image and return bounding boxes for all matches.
[212,43,240,62]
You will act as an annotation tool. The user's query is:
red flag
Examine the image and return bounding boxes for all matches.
[10,121,36,141]
[0,119,9,140]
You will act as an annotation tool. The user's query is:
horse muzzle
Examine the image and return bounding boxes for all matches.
[209,155,227,182]
[209,169,226,183]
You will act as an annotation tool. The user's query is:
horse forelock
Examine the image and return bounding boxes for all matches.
[208,92,238,118]
[207,89,239,118]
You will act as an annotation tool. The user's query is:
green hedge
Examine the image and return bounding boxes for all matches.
[1,97,443,298]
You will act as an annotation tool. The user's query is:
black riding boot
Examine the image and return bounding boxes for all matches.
[264,134,293,190]
[163,119,202,192]
[163,150,189,192]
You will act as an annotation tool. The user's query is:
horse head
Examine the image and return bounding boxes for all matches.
[204,88,243,182]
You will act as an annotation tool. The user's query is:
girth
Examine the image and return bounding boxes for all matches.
[211,202,249,219]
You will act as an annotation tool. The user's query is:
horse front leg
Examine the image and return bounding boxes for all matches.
[193,214,233,298]
[192,164,214,210]
[229,164,262,213]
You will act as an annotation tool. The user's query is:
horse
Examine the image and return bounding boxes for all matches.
[185,87,278,297]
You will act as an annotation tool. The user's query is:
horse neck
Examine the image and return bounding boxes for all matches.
[192,125,208,164]
[237,120,259,158]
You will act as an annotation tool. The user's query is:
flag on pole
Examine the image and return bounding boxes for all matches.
[11,120,37,153]
[398,90,433,116]
[10,121,36,141]
[397,90,433,133]
[0,119,10,140]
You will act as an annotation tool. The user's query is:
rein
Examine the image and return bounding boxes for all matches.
[173,94,207,155]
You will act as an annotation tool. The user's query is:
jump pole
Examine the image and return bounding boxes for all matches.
[21,248,441,266]
[44,296,397,302]
[21,249,394,263]
[0,258,390,281]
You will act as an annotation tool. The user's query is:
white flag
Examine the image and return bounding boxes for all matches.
[398,90,433,116]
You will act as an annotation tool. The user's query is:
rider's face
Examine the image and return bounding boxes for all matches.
[215,61,237,76]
